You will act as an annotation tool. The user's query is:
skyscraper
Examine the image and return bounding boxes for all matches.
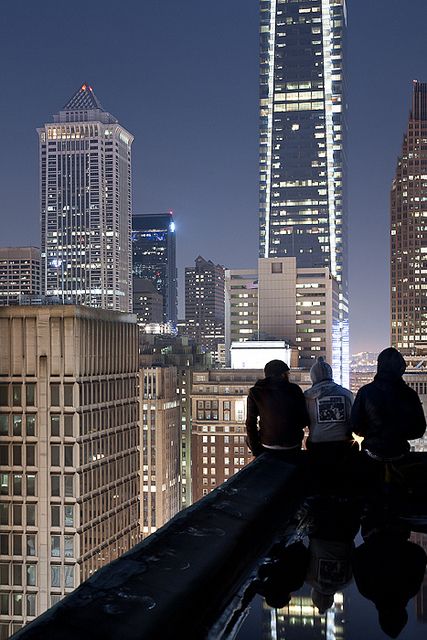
[0,305,140,634]
[391,81,427,358]
[38,83,133,312]
[132,213,177,324]
[259,0,348,383]
[185,256,225,361]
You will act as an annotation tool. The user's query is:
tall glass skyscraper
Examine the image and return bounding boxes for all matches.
[132,213,177,324]
[38,84,133,312]
[259,0,348,384]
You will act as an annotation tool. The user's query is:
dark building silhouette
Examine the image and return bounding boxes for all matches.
[132,279,163,325]
[185,256,225,360]
[132,213,177,324]
[391,81,427,358]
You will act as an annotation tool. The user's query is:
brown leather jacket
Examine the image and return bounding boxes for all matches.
[246,376,309,455]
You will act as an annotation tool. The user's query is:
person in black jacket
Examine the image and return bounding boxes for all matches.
[351,347,426,461]
[245,359,309,457]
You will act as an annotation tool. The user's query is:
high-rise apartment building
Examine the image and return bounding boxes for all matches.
[225,258,341,379]
[391,81,427,357]
[139,366,180,537]
[185,256,225,361]
[0,248,41,306]
[0,305,139,635]
[259,0,348,383]
[38,83,133,312]
[132,213,177,324]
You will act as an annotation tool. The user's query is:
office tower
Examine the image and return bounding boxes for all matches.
[191,369,260,502]
[391,81,427,358]
[38,83,133,312]
[225,258,341,379]
[259,0,348,383]
[133,279,163,325]
[0,248,41,306]
[185,256,225,362]
[139,366,180,536]
[0,305,139,634]
[132,213,177,324]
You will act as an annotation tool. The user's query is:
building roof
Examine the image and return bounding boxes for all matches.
[63,83,104,111]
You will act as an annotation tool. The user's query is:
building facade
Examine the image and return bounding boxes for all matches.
[259,0,348,383]
[225,258,341,379]
[38,83,133,312]
[190,370,258,503]
[0,306,139,635]
[185,256,225,362]
[133,279,163,326]
[0,248,41,306]
[225,268,259,351]
[391,81,427,357]
[139,366,180,537]
[132,213,177,324]
[139,333,211,508]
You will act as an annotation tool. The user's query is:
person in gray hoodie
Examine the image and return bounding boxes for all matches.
[304,357,355,458]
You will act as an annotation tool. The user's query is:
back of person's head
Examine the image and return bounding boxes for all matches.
[310,357,333,384]
[378,607,408,638]
[377,347,406,378]
[264,359,290,378]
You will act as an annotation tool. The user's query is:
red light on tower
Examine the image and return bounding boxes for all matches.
[81,84,87,91]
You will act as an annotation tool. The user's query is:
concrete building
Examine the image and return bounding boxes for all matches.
[0,305,139,634]
[38,83,133,312]
[139,334,211,508]
[259,0,349,383]
[225,268,259,348]
[132,213,177,324]
[185,256,225,363]
[139,366,180,537]
[0,248,41,306]
[132,279,163,326]
[225,258,341,380]
[391,81,427,358]
[190,367,311,503]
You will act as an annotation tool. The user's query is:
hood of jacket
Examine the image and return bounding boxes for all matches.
[376,347,406,378]
[304,379,339,399]
[309,357,333,385]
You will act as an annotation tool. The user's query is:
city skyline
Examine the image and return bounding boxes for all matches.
[1,0,427,352]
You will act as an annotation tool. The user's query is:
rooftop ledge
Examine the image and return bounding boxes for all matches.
[12,455,304,640]
[12,451,427,640]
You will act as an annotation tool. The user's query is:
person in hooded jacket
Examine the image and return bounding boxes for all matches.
[245,359,309,458]
[351,347,426,461]
[304,357,355,452]
[304,357,357,492]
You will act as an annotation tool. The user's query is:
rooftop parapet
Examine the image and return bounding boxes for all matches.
[11,455,304,640]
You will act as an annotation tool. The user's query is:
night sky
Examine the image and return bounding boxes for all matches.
[1,0,427,353]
